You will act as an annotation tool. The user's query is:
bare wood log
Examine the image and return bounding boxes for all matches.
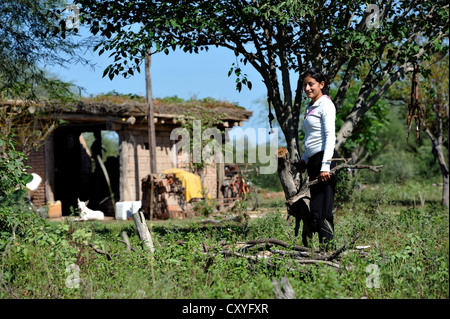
[132,211,155,253]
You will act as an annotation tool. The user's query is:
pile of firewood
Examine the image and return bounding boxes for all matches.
[176,233,372,272]
[141,173,193,220]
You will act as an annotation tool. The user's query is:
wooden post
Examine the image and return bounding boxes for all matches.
[145,48,156,220]
[218,153,224,211]
[132,47,157,256]
[132,210,155,253]
[44,133,55,203]
[146,50,157,174]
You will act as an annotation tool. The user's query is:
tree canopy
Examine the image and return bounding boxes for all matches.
[0,0,92,101]
[0,0,93,154]
[73,0,448,163]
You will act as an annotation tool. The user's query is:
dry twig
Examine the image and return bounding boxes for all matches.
[201,215,245,224]
[89,243,113,260]
[287,160,383,206]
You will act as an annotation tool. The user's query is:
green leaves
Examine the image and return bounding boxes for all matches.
[0,136,31,203]
[228,63,252,92]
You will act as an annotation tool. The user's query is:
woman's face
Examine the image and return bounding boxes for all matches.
[303,75,325,102]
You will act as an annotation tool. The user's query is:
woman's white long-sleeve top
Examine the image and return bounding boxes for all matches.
[301,95,336,172]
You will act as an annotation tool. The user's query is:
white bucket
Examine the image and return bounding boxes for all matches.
[115,201,142,220]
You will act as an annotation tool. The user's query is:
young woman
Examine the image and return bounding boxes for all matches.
[294,67,338,251]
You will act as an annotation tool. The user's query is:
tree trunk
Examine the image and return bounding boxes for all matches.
[276,147,312,242]
[422,118,449,207]
[276,147,298,199]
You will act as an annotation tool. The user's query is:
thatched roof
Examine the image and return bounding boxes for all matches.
[66,99,252,122]
[1,96,253,126]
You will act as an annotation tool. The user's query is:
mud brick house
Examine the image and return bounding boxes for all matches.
[10,96,252,216]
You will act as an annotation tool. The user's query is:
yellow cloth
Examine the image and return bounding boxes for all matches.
[162,168,210,202]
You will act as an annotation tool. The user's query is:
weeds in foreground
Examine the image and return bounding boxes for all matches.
[0,182,448,299]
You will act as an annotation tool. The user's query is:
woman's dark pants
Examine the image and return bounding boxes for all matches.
[306,150,338,251]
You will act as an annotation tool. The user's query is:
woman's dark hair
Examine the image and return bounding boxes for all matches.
[302,67,329,94]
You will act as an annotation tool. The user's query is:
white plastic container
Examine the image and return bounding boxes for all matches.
[115,201,141,220]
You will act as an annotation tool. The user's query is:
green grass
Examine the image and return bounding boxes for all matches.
[0,181,448,299]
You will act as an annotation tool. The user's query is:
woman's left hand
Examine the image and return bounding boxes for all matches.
[319,171,331,182]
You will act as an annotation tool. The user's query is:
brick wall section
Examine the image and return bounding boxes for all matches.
[119,127,218,202]
[25,145,46,207]
[201,164,218,199]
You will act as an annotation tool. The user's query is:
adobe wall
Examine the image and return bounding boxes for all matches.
[119,126,218,202]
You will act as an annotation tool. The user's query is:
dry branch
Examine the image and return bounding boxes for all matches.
[269,249,312,258]
[118,231,137,252]
[196,232,368,272]
[89,243,113,260]
[246,238,313,252]
[203,250,341,269]
[201,215,245,224]
[286,160,383,206]
[324,233,361,261]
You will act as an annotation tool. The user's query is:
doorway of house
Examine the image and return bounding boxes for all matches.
[53,128,120,216]
[82,130,120,216]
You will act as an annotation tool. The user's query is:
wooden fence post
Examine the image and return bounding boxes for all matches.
[132,210,155,253]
